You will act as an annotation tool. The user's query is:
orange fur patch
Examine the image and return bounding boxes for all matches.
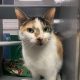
[20,19,41,37]
[53,33,63,59]
[20,20,34,32]
[34,28,40,37]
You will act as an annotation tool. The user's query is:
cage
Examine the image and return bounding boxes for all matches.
[0,0,79,80]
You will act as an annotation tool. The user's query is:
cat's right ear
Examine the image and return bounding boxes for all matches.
[15,8,29,23]
[43,8,56,24]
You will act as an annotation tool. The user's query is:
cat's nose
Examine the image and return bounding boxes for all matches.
[37,37,43,45]
[37,37,43,42]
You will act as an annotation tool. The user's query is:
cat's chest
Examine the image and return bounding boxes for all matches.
[22,40,59,70]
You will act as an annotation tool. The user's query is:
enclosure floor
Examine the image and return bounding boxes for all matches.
[0,76,30,80]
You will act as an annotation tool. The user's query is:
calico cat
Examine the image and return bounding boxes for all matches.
[15,8,63,80]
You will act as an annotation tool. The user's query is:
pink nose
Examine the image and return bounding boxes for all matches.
[37,37,43,42]
[37,37,43,45]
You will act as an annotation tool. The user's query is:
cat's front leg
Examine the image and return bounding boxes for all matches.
[45,74,61,80]
[31,70,40,80]
[57,74,61,80]
[45,73,57,80]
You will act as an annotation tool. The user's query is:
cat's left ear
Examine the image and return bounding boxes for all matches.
[15,8,29,23]
[43,8,56,24]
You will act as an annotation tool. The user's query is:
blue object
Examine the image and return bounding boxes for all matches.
[3,33,11,60]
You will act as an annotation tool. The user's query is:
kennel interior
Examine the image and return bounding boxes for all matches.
[0,0,79,80]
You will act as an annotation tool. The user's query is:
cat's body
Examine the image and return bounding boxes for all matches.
[22,33,63,80]
[15,8,63,80]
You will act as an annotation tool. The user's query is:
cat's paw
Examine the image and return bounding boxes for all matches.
[22,79,31,80]
[22,79,29,80]
[57,75,61,80]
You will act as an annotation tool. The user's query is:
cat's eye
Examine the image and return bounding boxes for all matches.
[43,27,51,32]
[27,28,34,33]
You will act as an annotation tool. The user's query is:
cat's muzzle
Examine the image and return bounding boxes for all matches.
[37,37,43,46]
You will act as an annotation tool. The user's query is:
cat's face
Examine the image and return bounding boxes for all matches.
[15,8,56,46]
[19,17,52,46]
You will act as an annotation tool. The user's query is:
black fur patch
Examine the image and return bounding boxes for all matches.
[21,17,50,26]
[20,17,52,33]
[37,17,50,25]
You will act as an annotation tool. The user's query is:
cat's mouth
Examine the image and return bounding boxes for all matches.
[36,38,44,46]
[37,41,44,46]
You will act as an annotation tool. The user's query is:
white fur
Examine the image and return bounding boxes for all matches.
[19,18,63,80]
[21,36,62,80]
[19,18,51,45]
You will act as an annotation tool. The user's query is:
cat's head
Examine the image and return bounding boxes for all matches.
[15,8,56,46]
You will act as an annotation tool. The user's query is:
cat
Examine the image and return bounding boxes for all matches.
[15,8,63,80]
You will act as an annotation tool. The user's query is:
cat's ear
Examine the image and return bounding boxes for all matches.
[43,8,56,24]
[15,8,29,23]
